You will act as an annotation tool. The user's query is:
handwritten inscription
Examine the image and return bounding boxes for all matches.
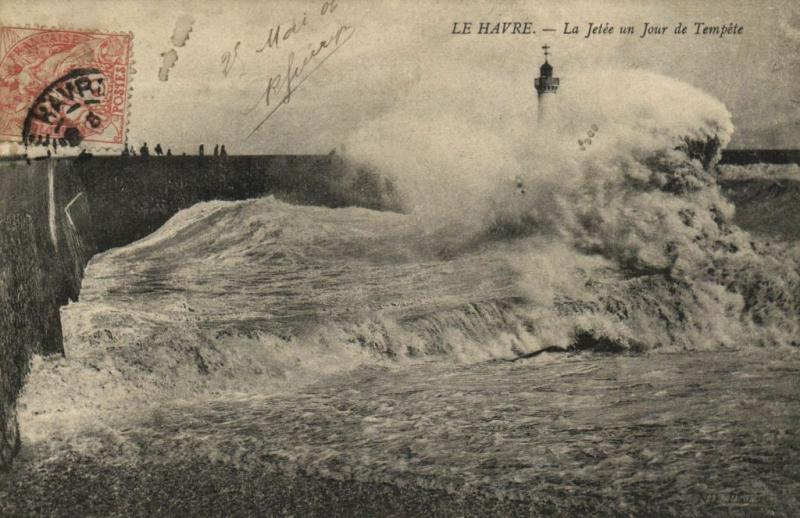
[255,14,309,52]
[247,22,354,138]
[221,41,241,77]
[219,0,355,137]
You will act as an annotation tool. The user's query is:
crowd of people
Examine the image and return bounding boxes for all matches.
[121,143,228,157]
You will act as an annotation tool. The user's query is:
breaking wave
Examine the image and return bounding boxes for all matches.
[20,70,800,431]
[343,68,799,350]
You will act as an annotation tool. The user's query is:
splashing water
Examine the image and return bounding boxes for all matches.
[20,70,800,426]
[10,70,800,516]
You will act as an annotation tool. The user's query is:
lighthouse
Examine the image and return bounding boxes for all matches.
[534,44,559,123]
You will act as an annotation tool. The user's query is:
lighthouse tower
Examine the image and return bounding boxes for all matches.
[534,44,559,123]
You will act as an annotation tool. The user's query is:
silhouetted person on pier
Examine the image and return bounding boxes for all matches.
[166,148,172,156]
[199,144,204,156]
[77,149,93,162]
[154,143,163,156]
[220,144,227,157]
[121,144,130,156]
[140,142,150,156]
[213,144,219,157]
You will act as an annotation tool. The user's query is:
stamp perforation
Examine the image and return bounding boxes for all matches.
[0,25,135,151]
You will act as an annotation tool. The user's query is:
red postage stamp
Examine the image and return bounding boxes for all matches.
[0,27,132,147]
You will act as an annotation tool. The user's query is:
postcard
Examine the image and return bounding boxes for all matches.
[0,0,798,516]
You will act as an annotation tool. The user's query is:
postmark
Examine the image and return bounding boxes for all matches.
[0,27,133,148]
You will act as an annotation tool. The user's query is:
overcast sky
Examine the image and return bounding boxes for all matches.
[2,0,798,153]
